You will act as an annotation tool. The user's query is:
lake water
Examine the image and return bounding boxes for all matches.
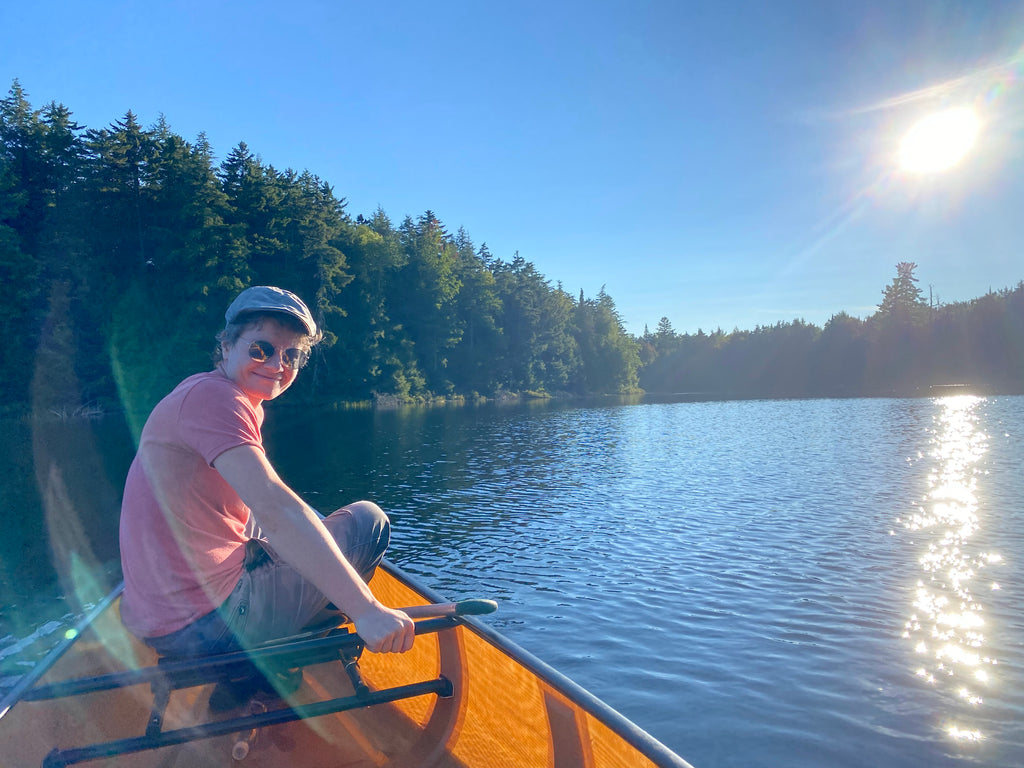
[2,394,1022,768]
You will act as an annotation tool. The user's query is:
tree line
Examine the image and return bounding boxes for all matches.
[2,81,1022,424]
[639,263,1024,398]
[1,81,639,425]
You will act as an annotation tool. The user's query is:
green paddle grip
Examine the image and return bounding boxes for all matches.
[453,599,498,616]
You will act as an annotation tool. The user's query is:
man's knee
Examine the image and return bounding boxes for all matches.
[325,500,391,548]
[342,499,388,525]
[323,500,390,579]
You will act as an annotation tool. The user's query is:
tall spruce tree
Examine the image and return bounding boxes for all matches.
[573,288,638,393]
[0,81,46,254]
[876,262,929,324]
[491,253,564,392]
[36,102,87,274]
[0,153,38,402]
[0,84,44,402]
[448,229,502,394]
[391,212,463,394]
[537,283,579,392]
[334,208,423,398]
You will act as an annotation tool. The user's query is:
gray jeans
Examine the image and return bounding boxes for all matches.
[146,501,390,658]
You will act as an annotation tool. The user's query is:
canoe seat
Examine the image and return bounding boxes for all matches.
[175,620,346,715]
[28,617,460,768]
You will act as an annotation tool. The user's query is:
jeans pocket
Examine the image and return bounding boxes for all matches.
[215,575,252,650]
[225,599,249,639]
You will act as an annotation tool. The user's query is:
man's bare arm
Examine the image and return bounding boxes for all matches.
[213,444,414,653]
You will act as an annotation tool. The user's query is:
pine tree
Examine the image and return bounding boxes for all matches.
[448,229,502,393]
[36,102,87,267]
[490,252,580,393]
[0,81,46,254]
[390,212,463,393]
[0,152,38,402]
[219,142,284,286]
[573,288,639,393]
[876,262,928,324]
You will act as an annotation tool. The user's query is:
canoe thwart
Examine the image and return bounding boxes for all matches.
[23,616,460,702]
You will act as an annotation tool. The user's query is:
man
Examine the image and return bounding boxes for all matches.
[119,286,414,672]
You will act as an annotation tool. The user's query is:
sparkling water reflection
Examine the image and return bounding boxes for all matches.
[900,396,1004,745]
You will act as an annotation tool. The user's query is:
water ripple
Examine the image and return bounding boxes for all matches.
[362,397,1024,767]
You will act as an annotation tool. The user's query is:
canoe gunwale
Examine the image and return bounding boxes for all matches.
[0,581,124,721]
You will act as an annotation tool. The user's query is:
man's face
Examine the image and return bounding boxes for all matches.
[220,317,305,405]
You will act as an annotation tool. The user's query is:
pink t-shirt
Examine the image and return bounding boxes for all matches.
[119,371,265,638]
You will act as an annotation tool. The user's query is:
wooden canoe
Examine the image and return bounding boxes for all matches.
[0,561,693,767]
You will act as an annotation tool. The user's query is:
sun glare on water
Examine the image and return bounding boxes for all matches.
[899,396,1004,746]
[898,107,980,173]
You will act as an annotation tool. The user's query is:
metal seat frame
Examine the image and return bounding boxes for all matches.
[23,618,459,768]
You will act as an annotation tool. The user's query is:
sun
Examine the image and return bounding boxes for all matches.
[898,107,980,173]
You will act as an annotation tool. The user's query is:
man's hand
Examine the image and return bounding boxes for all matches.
[351,603,415,654]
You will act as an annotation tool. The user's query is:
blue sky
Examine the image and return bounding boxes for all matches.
[4,1,1023,334]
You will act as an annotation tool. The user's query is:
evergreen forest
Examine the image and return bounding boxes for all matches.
[639,261,1024,399]
[2,82,1022,426]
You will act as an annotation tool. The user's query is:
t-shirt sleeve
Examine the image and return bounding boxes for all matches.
[178,378,264,466]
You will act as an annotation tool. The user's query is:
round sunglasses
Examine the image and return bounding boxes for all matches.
[247,339,309,370]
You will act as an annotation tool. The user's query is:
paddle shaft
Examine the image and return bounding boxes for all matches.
[400,598,497,620]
